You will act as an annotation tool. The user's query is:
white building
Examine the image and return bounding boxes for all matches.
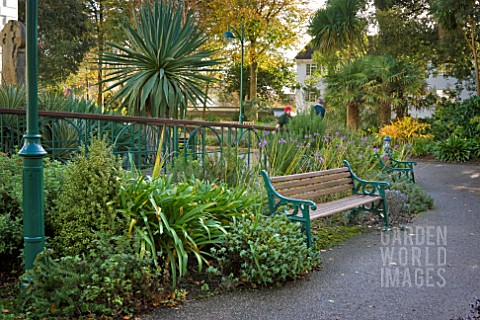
[295,45,324,113]
[0,0,19,81]
[295,45,475,117]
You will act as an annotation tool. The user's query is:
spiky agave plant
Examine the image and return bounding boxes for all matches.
[101,0,221,119]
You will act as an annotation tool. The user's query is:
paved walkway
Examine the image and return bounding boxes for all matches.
[144,161,480,320]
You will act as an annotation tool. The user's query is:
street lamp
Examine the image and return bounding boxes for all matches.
[223,24,245,125]
[19,0,46,274]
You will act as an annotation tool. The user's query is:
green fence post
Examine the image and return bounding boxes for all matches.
[18,0,46,272]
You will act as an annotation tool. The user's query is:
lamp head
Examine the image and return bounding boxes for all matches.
[222,30,235,43]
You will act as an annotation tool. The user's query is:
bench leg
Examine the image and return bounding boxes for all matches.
[304,219,313,249]
[382,198,392,232]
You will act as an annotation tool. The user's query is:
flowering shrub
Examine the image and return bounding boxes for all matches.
[379,117,433,156]
[379,117,433,144]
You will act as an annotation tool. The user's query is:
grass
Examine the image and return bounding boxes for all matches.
[313,224,365,250]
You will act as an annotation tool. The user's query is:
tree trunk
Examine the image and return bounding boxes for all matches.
[379,102,392,127]
[202,83,210,120]
[250,60,258,101]
[346,103,360,130]
[470,16,480,96]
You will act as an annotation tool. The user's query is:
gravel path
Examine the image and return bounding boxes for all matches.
[142,161,480,320]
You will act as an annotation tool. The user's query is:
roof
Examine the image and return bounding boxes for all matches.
[295,45,314,60]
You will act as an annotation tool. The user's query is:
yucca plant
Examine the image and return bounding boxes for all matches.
[0,85,27,151]
[101,0,221,118]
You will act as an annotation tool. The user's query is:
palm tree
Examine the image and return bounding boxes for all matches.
[101,0,221,118]
[308,0,367,62]
[371,56,427,126]
[324,57,374,130]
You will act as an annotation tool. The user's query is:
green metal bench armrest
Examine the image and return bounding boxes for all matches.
[374,154,416,182]
[260,170,317,215]
[390,157,417,169]
[375,153,416,169]
[343,160,390,196]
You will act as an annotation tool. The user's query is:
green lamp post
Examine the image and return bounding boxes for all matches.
[18,0,46,271]
[222,24,245,125]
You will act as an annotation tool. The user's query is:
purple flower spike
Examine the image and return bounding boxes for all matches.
[373,147,379,153]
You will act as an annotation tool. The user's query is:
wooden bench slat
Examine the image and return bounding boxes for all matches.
[270,167,350,183]
[273,172,352,190]
[278,178,353,197]
[287,184,353,200]
[308,195,383,219]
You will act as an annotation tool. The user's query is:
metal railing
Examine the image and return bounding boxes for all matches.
[0,108,272,170]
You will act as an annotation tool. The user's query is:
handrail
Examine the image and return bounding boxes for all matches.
[0,108,271,171]
[0,108,274,131]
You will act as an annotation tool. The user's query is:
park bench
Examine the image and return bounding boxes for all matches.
[260,160,391,248]
[375,154,417,183]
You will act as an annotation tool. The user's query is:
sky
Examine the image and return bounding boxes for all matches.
[285,0,326,59]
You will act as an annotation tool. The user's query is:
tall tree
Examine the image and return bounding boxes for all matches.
[187,0,308,102]
[222,60,296,102]
[431,0,480,96]
[18,0,92,88]
[101,0,221,118]
[372,5,437,65]
[308,0,368,62]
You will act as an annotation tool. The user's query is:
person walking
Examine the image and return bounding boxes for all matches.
[313,98,325,119]
[276,106,292,131]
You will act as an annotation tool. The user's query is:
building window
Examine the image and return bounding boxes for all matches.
[306,63,317,76]
[308,92,317,102]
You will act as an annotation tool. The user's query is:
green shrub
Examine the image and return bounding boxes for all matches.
[51,137,127,257]
[0,212,23,272]
[0,153,23,217]
[42,160,66,236]
[23,236,161,319]
[468,137,480,158]
[0,153,23,271]
[432,96,480,141]
[210,214,319,288]
[390,179,433,214]
[0,154,66,270]
[287,108,326,140]
[167,155,204,182]
[433,136,471,162]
